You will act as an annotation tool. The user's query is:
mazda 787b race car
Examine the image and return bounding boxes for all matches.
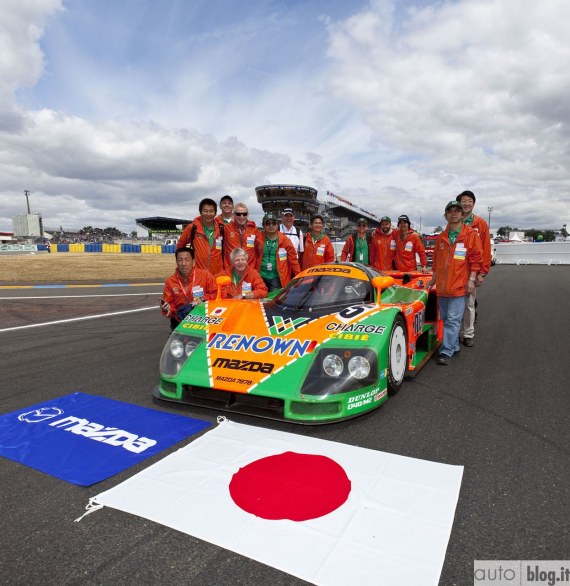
[154,263,441,424]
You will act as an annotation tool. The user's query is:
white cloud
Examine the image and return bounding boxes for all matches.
[325,0,570,229]
[0,0,569,235]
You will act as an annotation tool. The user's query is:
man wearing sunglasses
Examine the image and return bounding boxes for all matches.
[255,213,300,292]
[223,202,259,269]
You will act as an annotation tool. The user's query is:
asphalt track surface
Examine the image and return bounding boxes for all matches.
[1,265,568,585]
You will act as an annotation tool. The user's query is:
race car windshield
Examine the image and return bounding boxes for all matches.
[270,275,373,311]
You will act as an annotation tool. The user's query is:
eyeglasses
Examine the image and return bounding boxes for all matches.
[357,224,367,227]
[265,220,278,225]
[234,212,248,216]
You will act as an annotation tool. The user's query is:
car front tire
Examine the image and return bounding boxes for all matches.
[387,315,407,396]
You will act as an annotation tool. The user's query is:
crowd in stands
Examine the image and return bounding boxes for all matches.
[161,192,491,368]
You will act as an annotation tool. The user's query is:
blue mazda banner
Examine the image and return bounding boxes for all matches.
[0,393,210,486]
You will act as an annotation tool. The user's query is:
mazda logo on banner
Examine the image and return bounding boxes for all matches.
[18,407,64,423]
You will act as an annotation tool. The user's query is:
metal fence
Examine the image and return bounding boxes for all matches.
[495,242,570,265]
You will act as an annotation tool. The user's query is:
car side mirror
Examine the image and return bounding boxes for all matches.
[215,275,231,300]
[371,276,395,306]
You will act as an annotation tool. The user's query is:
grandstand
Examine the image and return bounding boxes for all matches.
[255,184,379,238]
[135,216,192,240]
[320,192,379,239]
[255,185,318,230]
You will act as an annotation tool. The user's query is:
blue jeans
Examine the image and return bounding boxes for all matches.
[438,296,466,358]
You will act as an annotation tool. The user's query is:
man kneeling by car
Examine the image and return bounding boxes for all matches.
[161,246,217,331]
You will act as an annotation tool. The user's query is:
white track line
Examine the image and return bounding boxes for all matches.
[0,306,157,333]
[0,293,161,300]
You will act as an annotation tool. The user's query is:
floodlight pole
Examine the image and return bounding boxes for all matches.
[24,190,31,214]
[487,206,493,229]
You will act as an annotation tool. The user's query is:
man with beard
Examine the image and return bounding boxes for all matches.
[370,216,396,271]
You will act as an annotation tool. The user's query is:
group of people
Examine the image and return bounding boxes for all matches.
[160,196,333,329]
[161,191,492,366]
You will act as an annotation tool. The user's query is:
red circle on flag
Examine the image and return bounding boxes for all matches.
[229,451,351,521]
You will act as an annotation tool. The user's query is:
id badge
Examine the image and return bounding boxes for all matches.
[317,245,325,256]
[242,282,252,293]
[266,263,273,271]
[192,286,204,298]
[215,237,222,250]
[359,253,364,261]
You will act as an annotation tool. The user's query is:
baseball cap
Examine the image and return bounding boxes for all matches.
[282,208,294,215]
[380,216,391,223]
[397,214,411,225]
[445,200,463,212]
[263,212,279,224]
[356,217,368,225]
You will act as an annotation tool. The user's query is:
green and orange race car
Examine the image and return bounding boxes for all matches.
[154,263,441,424]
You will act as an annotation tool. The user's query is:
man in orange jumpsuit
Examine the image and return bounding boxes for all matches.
[215,195,234,228]
[161,246,217,330]
[340,218,371,264]
[427,201,482,365]
[223,202,259,269]
[301,214,335,270]
[370,216,396,271]
[255,213,300,292]
[177,198,224,275]
[217,248,268,299]
[394,214,427,272]
[456,190,491,347]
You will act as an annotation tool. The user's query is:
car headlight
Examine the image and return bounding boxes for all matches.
[170,339,185,359]
[348,356,370,379]
[301,349,378,396]
[185,341,198,356]
[323,354,344,377]
[161,334,202,377]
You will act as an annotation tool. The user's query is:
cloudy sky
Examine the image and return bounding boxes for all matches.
[1,0,568,235]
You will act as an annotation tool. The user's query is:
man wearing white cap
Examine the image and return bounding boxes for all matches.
[279,208,304,259]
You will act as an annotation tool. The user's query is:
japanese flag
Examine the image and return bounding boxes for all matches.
[84,419,463,586]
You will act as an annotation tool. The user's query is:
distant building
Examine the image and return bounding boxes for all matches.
[320,192,379,239]
[254,184,379,238]
[135,216,192,240]
[12,213,43,238]
[0,231,15,243]
[255,185,319,229]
